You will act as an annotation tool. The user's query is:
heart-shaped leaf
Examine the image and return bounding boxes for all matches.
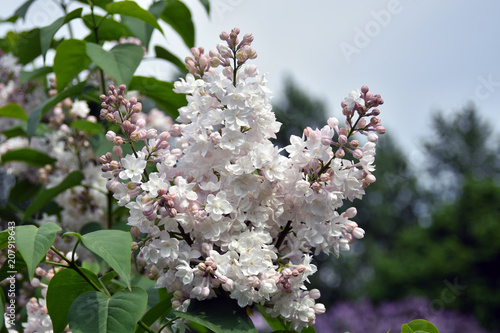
[47,268,100,333]
[86,43,144,86]
[24,171,83,221]
[40,8,82,57]
[80,230,132,288]
[134,292,173,333]
[0,104,27,121]
[173,298,258,333]
[15,222,61,281]
[106,1,163,34]
[122,1,166,48]
[68,287,148,333]
[155,45,187,74]
[54,39,91,91]
[160,0,195,48]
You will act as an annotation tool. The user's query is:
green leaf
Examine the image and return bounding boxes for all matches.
[15,222,61,281]
[12,28,42,65]
[75,0,112,9]
[89,133,115,158]
[128,76,185,117]
[0,229,9,250]
[20,66,52,85]
[86,43,144,86]
[27,81,87,138]
[134,292,173,333]
[1,148,57,167]
[155,45,187,74]
[82,15,133,43]
[40,8,83,57]
[173,298,258,333]
[80,230,132,288]
[121,1,166,48]
[401,320,440,333]
[24,171,83,221]
[256,305,287,331]
[54,39,90,91]
[301,326,316,333]
[80,222,104,235]
[106,1,163,34]
[0,251,26,282]
[198,0,210,15]
[1,283,5,329]
[0,104,27,121]
[68,286,148,333]
[5,0,37,22]
[99,271,118,286]
[160,0,195,48]
[71,120,104,135]
[46,268,100,333]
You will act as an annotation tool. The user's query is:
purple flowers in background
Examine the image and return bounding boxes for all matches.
[314,297,491,333]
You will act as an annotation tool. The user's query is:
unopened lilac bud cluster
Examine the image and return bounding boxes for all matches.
[102,28,386,331]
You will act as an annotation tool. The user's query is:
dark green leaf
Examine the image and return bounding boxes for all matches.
[1,282,5,328]
[80,222,104,235]
[82,15,133,43]
[99,271,118,286]
[80,230,132,288]
[0,104,27,121]
[155,45,187,74]
[128,76,185,117]
[134,292,173,333]
[106,1,163,34]
[24,171,83,221]
[173,298,258,333]
[0,251,26,282]
[40,8,83,57]
[15,222,62,281]
[9,178,43,202]
[0,230,9,250]
[160,0,195,48]
[54,39,90,91]
[27,81,87,138]
[89,133,114,157]
[19,66,52,84]
[68,286,147,333]
[256,305,287,331]
[47,268,100,333]
[121,1,165,48]
[74,0,112,9]
[71,120,104,134]
[198,0,210,15]
[301,326,316,333]
[86,43,144,86]
[12,28,42,65]
[1,148,56,167]
[402,319,440,333]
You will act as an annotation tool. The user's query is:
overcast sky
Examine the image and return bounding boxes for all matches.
[3,0,500,172]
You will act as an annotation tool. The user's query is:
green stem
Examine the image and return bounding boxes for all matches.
[43,260,70,268]
[138,320,156,333]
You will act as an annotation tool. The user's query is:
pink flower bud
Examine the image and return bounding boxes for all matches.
[335,148,345,158]
[367,133,378,142]
[112,145,123,157]
[314,303,326,314]
[344,207,357,218]
[219,31,229,40]
[349,140,359,148]
[338,135,348,145]
[375,125,386,134]
[190,47,200,58]
[209,57,221,67]
[365,174,376,183]
[310,289,321,300]
[327,117,339,128]
[352,227,365,239]
[113,136,124,145]
[106,131,116,141]
[352,149,363,159]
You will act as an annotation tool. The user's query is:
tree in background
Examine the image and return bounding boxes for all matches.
[366,107,500,332]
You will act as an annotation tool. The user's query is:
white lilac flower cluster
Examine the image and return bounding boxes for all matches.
[100,28,385,331]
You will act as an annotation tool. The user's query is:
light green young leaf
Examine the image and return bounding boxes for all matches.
[401,319,440,333]
[80,230,132,288]
[40,8,83,57]
[173,298,258,333]
[86,43,144,87]
[155,45,187,74]
[1,148,57,167]
[160,0,195,48]
[24,171,83,221]
[53,39,90,91]
[15,222,61,281]
[46,268,100,333]
[0,104,27,121]
[106,1,163,34]
[27,81,87,138]
[68,286,148,333]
